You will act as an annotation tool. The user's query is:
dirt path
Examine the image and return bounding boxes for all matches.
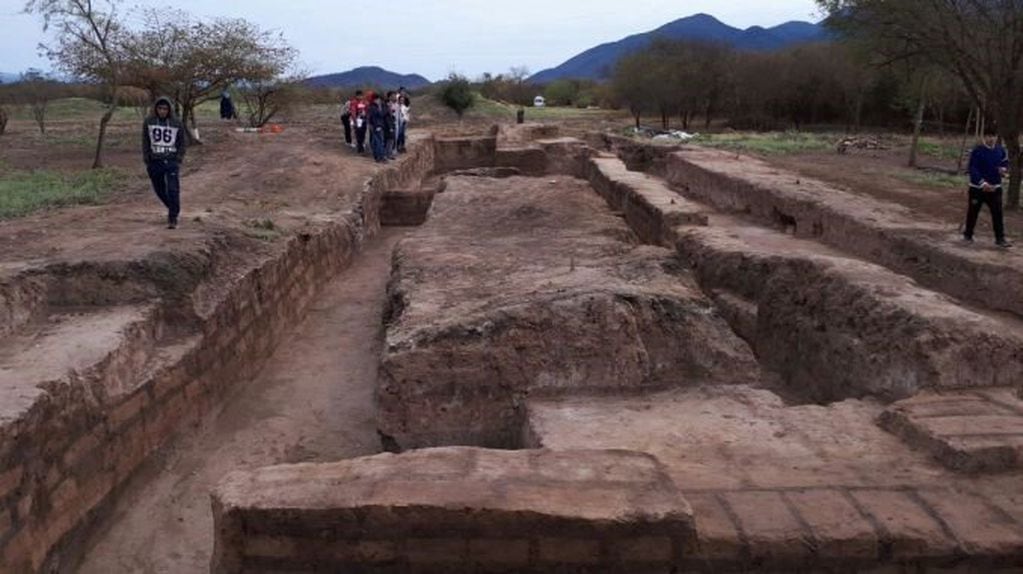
[74,229,404,574]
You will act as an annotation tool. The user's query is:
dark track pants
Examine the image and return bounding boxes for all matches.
[147,159,180,222]
[342,115,352,145]
[964,186,1006,242]
[355,124,367,153]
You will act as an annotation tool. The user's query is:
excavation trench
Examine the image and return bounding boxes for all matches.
[4,127,1023,573]
[212,128,1023,572]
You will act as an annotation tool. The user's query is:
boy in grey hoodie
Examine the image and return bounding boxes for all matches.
[142,97,187,228]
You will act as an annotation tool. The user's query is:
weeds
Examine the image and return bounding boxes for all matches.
[894,169,964,190]
[0,167,125,219]
[243,218,280,241]
[692,131,837,155]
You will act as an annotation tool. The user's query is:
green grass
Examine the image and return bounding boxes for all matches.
[0,167,125,219]
[465,95,610,121]
[917,139,964,161]
[894,169,964,190]
[691,131,838,155]
[7,97,222,123]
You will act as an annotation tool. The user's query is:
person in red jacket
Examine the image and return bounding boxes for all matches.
[350,90,369,154]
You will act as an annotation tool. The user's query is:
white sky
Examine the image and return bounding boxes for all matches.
[0,0,822,80]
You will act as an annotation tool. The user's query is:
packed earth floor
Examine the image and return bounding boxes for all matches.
[1,117,1023,573]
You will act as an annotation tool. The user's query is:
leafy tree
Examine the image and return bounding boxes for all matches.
[543,79,578,106]
[818,0,1023,207]
[612,49,653,129]
[439,74,474,119]
[26,0,127,168]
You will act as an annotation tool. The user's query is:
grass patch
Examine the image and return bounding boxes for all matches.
[692,131,838,155]
[465,95,610,121]
[0,167,125,219]
[917,139,964,161]
[894,169,964,190]
[243,217,281,241]
[7,97,221,123]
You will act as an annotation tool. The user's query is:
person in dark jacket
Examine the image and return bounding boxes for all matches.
[351,90,369,154]
[964,125,1011,247]
[143,97,187,229]
[368,94,388,163]
[219,92,236,120]
[340,94,352,147]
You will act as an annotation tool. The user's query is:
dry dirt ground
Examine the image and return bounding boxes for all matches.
[767,144,1023,239]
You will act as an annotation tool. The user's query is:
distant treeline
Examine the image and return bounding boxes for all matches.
[473,40,972,134]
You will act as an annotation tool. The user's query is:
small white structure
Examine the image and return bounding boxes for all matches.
[533,95,546,108]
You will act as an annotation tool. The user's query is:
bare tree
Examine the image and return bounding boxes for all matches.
[819,0,1023,208]
[239,80,300,127]
[26,0,126,168]
[123,9,297,143]
[20,69,62,134]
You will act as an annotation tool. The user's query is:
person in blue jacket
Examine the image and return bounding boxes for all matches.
[964,125,1011,248]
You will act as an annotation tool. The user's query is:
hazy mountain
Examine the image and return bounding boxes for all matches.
[0,72,22,84]
[304,66,432,89]
[530,13,830,83]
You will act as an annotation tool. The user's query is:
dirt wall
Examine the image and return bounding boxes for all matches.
[0,142,437,572]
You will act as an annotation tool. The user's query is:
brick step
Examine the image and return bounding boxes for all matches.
[525,386,1023,570]
[211,447,695,574]
[880,388,1023,473]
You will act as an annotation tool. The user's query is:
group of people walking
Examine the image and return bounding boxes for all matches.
[340,87,411,163]
[138,92,1013,249]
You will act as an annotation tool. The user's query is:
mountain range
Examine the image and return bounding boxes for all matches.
[529,13,829,83]
[304,66,432,90]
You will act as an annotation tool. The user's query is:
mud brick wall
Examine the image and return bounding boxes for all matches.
[0,275,47,338]
[494,147,548,176]
[660,147,1023,319]
[684,486,1023,572]
[433,136,497,172]
[363,138,437,232]
[0,142,438,572]
[211,448,696,574]
[581,155,707,246]
[675,226,1023,402]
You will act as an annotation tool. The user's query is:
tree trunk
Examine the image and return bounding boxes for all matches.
[854,93,864,133]
[956,107,974,174]
[908,78,929,168]
[661,111,669,130]
[1007,132,1021,210]
[634,112,641,130]
[92,101,117,169]
[181,104,203,145]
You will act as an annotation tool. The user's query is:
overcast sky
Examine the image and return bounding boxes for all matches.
[1,0,821,80]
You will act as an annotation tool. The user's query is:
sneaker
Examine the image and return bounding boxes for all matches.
[961,235,974,244]
[996,240,1012,249]
[167,218,178,230]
